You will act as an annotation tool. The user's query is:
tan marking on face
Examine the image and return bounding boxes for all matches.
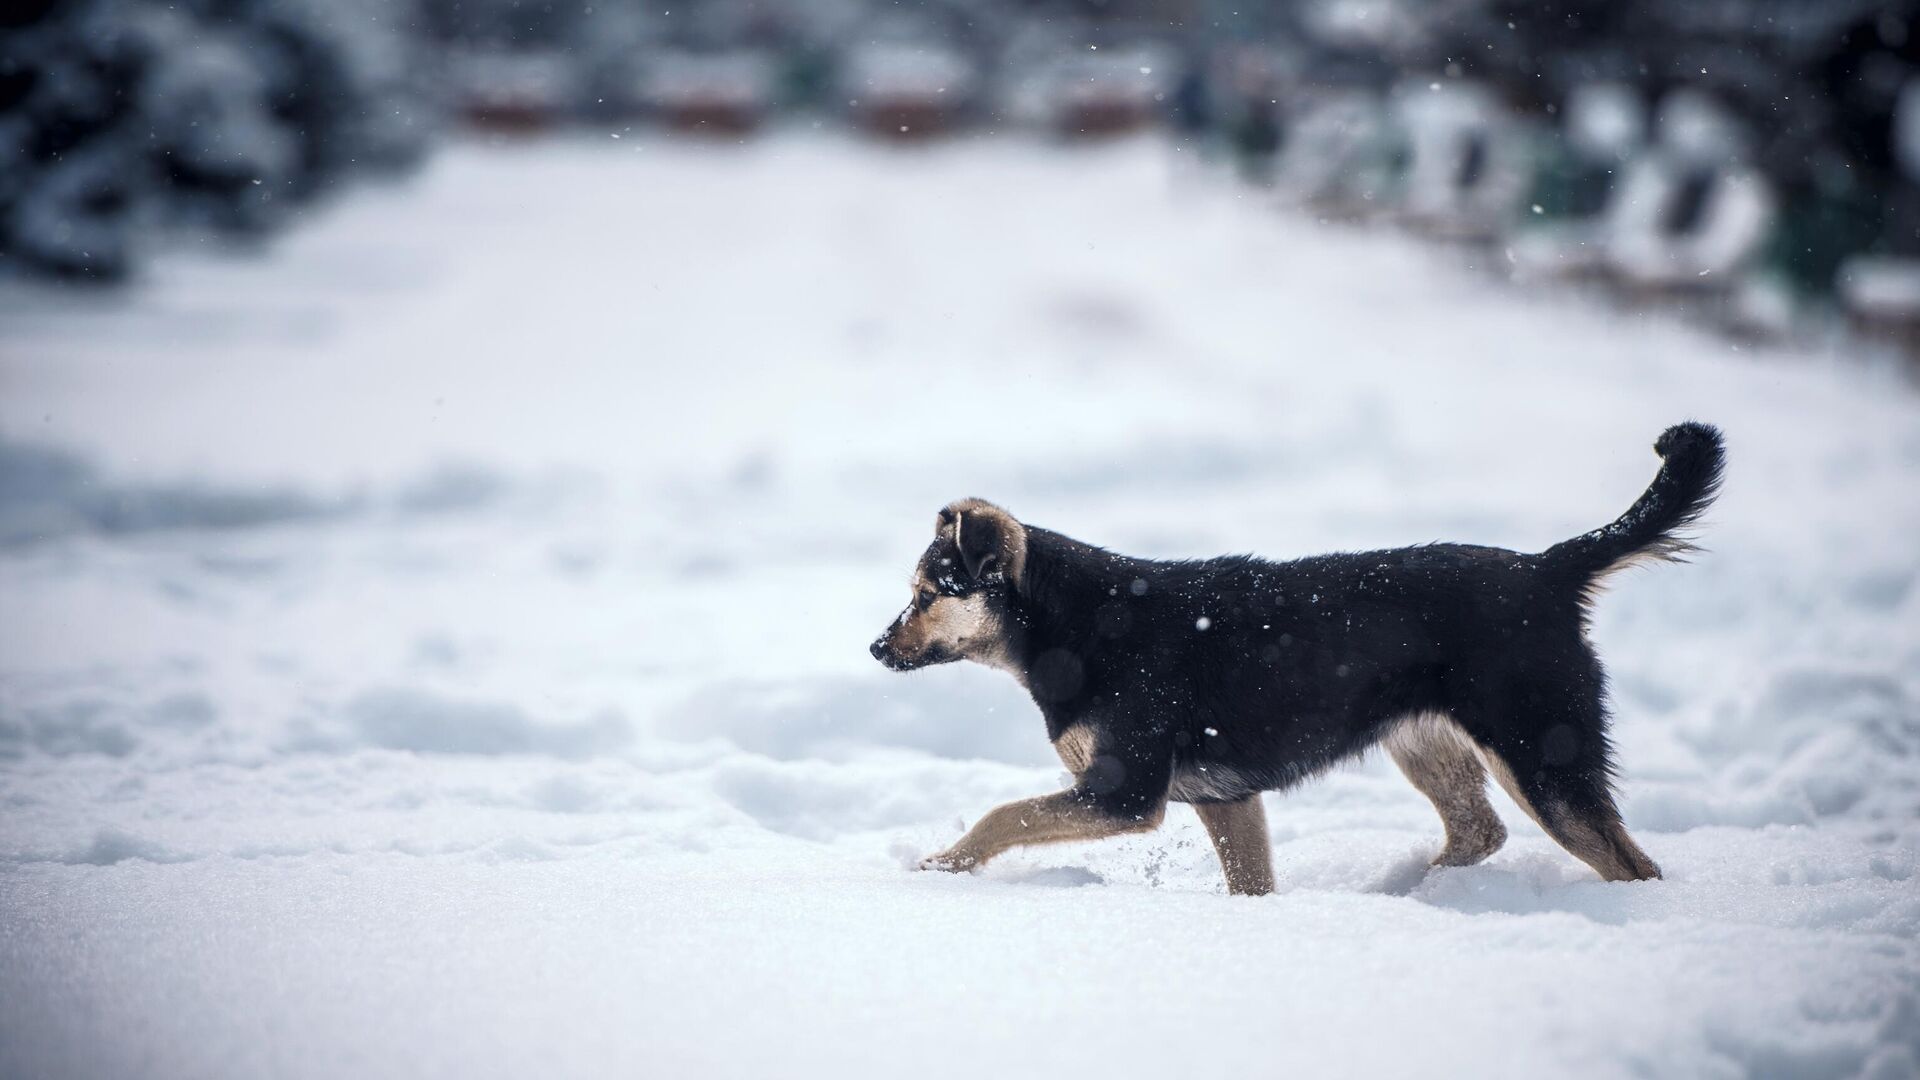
[889,592,998,664]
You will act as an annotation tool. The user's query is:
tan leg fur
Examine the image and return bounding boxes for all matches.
[920,792,1164,872]
[1193,796,1275,896]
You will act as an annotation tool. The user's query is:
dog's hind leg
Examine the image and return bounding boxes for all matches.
[1193,796,1275,896]
[1468,673,1661,883]
[1383,714,1506,867]
[1480,750,1660,881]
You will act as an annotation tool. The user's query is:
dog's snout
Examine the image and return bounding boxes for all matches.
[869,637,890,663]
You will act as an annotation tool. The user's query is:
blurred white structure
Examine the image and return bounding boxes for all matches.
[1839,256,1920,319]
[1605,162,1776,290]
[1004,45,1171,138]
[1393,82,1537,241]
[1563,81,1647,162]
[839,43,977,138]
[642,51,776,135]
[446,50,579,132]
[1511,88,1776,297]
[1271,91,1401,212]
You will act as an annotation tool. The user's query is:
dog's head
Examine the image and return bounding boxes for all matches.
[869,498,1028,672]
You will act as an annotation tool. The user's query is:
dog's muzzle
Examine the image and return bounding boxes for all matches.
[871,633,941,671]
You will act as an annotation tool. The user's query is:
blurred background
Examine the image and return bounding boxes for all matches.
[4,5,1920,1079]
[6,0,1920,349]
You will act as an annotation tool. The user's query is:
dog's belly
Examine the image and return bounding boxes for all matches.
[1168,761,1265,803]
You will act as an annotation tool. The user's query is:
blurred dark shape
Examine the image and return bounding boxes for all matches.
[1170,53,1214,138]
[0,0,62,31]
[0,437,509,546]
[1229,96,1281,183]
[6,142,141,279]
[0,0,433,282]
[0,437,341,545]
[392,463,509,515]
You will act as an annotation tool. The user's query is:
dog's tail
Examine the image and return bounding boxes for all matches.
[1542,422,1726,590]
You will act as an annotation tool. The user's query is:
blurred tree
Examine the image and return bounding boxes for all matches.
[0,0,433,282]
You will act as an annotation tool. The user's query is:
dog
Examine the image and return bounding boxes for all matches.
[869,423,1725,895]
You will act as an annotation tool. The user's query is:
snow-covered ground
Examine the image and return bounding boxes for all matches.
[2,134,1917,1079]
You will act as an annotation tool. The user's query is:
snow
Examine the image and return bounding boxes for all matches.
[2,133,1918,1079]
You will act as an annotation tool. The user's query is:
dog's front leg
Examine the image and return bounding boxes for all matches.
[919,791,1166,872]
[1193,796,1275,896]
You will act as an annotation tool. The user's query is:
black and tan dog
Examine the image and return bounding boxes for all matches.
[870,423,1725,895]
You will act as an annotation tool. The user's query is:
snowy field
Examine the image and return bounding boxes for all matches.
[2,134,1918,1079]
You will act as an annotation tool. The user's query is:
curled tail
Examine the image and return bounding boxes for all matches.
[1544,422,1727,585]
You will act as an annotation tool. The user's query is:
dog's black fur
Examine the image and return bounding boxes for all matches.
[872,422,1725,884]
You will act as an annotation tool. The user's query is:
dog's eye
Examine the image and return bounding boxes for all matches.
[916,589,935,611]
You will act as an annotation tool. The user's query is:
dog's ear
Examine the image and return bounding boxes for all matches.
[957,512,1002,581]
[941,499,1028,588]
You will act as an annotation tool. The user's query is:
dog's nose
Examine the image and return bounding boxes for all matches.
[869,638,889,662]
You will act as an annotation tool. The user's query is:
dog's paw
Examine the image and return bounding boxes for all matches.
[917,850,979,873]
